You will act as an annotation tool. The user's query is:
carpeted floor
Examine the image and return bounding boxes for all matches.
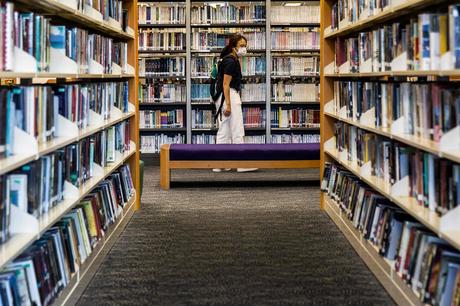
[76,167,396,305]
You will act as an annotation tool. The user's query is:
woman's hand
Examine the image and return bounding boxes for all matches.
[224,104,231,117]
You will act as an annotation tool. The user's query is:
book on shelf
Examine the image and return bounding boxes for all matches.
[243,107,266,128]
[332,80,460,144]
[138,57,185,77]
[139,81,186,104]
[272,57,319,76]
[0,164,134,306]
[0,82,129,159]
[271,108,320,128]
[321,162,460,305]
[270,134,320,144]
[191,28,265,51]
[0,120,131,244]
[139,110,184,129]
[191,56,266,77]
[141,134,185,154]
[332,121,459,215]
[331,0,391,31]
[192,134,216,144]
[271,28,320,50]
[192,110,214,129]
[240,83,266,103]
[271,4,320,24]
[138,28,186,51]
[332,5,460,73]
[138,3,186,25]
[272,82,319,102]
[191,84,211,101]
[191,3,265,24]
[243,135,266,144]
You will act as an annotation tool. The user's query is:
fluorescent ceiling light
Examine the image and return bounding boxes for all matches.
[284,2,302,6]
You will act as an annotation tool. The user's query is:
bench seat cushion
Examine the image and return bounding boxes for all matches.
[169,143,320,161]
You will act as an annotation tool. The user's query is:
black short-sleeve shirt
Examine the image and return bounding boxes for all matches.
[221,56,242,91]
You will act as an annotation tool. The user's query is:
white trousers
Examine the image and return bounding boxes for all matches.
[216,88,245,144]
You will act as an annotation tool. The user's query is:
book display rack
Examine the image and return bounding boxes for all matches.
[138,0,321,153]
[0,0,140,305]
[320,0,460,305]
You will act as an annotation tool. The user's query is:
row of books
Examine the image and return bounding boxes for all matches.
[333,81,459,143]
[191,29,266,51]
[271,133,320,144]
[191,56,266,77]
[191,84,211,101]
[82,0,128,24]
[0,82,129,158]
[333,121,459,215]
[138,29,186,51]
[0,3,128,73]
[271,28,320,50]
[0,120,131,243]
[243,107,266,128]
[240,83,266,102]
[141,134,185,153]
[272,57,319,76]
[191,4,265,24]
[271,108,320,128]
[271,5,320,24]
[272,82,319,102]
[334,6,460,73]
[0,164,134,306]
[191,110,214,129]
[139,58,185,77]
[139,110,185,129]
[139,82,186,103]
[322,162,460,306]
[331,0,388,30]
[138,3,186,24]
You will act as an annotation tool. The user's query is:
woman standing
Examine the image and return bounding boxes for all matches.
[213,34,257,173]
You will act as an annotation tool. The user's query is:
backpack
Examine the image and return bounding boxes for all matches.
[209,54,237,122]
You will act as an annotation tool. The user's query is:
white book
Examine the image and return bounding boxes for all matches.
[7,174,28,212]
[419,14,432,71]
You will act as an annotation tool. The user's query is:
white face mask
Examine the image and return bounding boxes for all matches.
[236,47,247,57]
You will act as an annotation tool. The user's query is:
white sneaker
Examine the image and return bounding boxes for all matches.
[212,168,231,172]
[237,168,258,173]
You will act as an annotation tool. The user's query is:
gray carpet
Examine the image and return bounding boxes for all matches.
[77,167,396,305]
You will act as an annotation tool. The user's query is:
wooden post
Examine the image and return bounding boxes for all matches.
[160,144,171,190]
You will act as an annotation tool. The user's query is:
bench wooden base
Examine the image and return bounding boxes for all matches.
[160,144,320,190]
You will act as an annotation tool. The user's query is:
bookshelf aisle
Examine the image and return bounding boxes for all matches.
[138,0,321,154]
[320,0,460,305]
[0,0,140,305]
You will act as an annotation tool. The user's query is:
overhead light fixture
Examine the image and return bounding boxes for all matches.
[284,2,302,6]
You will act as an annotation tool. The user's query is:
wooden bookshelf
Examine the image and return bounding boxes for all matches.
[320,0,460,304]
[0,0,141,304]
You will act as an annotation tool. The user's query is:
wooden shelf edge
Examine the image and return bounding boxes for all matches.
[323,194,422,306]
[323,111,460,164]
[324,145,460,251]
[0,147,136,269]
[0,111,135,177]
[56,193,136,306]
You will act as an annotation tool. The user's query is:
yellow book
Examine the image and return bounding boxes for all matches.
[439,14,448,55]
[81,202,98,241]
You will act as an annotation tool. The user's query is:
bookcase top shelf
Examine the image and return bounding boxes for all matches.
[0,110,135,177]
[324,0,451,39]
[14,0,134,40]
[324,111,460,164]
[324,143,460,251]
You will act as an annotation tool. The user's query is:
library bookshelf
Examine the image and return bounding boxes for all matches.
[0,0,140,305]
[137,0,321,153]
[320,0,460,305]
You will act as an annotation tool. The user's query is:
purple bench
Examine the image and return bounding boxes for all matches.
[160,143,320,189]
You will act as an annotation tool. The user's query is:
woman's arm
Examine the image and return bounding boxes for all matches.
[223,74,232,117]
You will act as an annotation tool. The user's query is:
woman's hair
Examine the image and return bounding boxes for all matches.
[220,34,247,58]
